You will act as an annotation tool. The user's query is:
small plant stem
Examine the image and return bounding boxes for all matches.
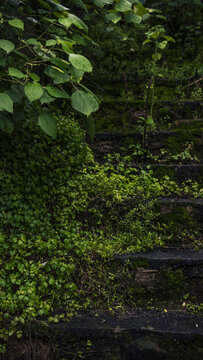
[150,39,158,118]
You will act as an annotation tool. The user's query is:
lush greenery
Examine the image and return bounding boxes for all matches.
[0,0,202,356]
[0,116,202,352]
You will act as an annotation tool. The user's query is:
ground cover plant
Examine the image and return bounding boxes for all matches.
[0,116,202,354]
[0,0,202,357]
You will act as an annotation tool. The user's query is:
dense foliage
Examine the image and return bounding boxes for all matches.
[0,0,202,356]
[0,116,202,352]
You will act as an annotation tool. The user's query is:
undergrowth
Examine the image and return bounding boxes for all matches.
[0,117,202,353]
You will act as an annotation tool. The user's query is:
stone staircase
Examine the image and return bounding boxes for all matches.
[28,118,203,359]
[22,86,203,359]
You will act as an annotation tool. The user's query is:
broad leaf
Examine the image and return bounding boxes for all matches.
[0,39,15,54]
[27,38,42,46]
[46,86,70,98]
[125,12,142,24]
[0,115,13,133]
[29,72,40,82]
[38,111,57,138]
[24,83,43,102]
[164,35,176,43]
[8,19,24,30]
[70,66,84,82]
[68,14,88,33]
[40,91,55,104]
[158,41,168,50]
[45,67,70,84]
[8,67,27,79]
[94,0,113,7]
[58,17,73,29]
[46,39,57,47]
[49,57,69,69]
[69,54,92,73]
[0,93,13,113]
[46,0,69,11]
[61,40,73,54]
[115,0,132,12]
[152,53,161,62]
[106,13,122,23]
[134,3,148,16]
[71,90,99,116]
[72,34,88,46]
[146,116,154,126]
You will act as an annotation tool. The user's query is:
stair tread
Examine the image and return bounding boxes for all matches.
[37,311,203,336]
[114,248,203,264]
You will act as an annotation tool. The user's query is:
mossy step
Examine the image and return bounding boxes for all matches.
[91,130,203,163]
[105,164,203,182]
[169,118,203,129]
[154,198,203,247]
[131,164,203,182]
[28,311,203,360]
[114,248,203,266]
[110,247,203,307]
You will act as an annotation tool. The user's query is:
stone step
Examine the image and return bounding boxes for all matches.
[168,118,203,131]
[30,311,203,359]
[90,130,203,163]
[149,164,203,182]
[105,164,203,182]
[157,198,203,245]
[120,198,203,247]
[94,100,203,132]
[110,247,203,308]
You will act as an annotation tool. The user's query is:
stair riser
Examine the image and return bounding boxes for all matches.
[91,130,203,163]
[26,318,203,360]
[108,260,203,307]
[151,165,203,183]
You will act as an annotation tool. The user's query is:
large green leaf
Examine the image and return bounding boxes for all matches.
[158,40,168,50]
[115,0,132,12]
[0,40,15,54]
[152,53,161,62]
[38,111,57,138]
[0,93,13,113]
[68,14,88,33]
[0,115,13,133]
[8,67,27,79]
[49,57,69,69]
[69,54,92,73]
[125,12,142,24]
[45,67,70,84]
[26,38,42,46]
[72,34,88,46]
[8,19,24,30]
[46,86,70,99]
[24,83,43,102]
[94,0,113,7]
[71,90,99,116]
[58,17,73,29]
[46,0,69,11]
[106,13,122,23]
[40,91,55,104]
[46,39,57,47]
[70,66,84,82]
[134,3,148,16]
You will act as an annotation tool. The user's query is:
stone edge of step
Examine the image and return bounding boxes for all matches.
[34,311,203,337]
[113,248,203,266]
